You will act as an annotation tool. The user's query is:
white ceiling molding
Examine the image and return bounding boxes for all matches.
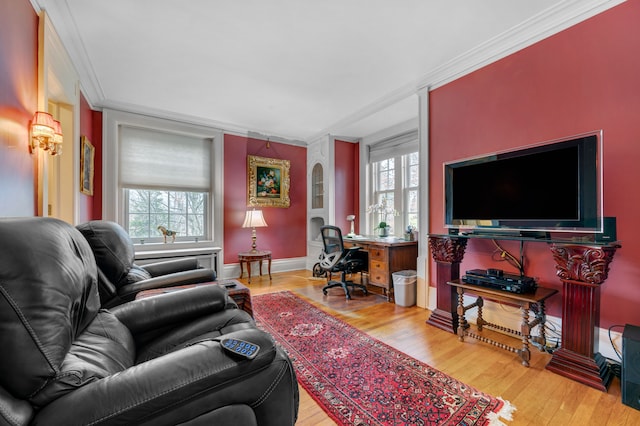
[418,0,628,91]
[33,0,627,143]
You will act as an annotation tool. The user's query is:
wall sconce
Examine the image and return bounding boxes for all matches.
[242,209,268,252]
[30,111,63,156]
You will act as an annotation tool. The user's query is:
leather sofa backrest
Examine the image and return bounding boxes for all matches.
[76,220,136,288]
[0,217,101,400]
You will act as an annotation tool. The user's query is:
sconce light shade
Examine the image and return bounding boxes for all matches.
[242,209,268,251]
[31,111,55,138]
[30,111,63,156]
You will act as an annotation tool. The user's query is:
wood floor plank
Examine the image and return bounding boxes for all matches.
[243,270,640,425]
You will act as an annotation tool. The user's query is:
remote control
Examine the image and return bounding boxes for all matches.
[220,338,260,359]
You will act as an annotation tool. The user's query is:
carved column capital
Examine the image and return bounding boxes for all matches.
[428,236,468,264]
[550,244,618,285]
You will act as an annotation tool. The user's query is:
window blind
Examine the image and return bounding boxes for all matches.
[368,129,419,163]
[119,126,212,191]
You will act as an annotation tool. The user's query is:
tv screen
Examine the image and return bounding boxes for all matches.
[444,131,602,234]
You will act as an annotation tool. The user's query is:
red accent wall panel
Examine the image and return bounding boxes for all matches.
[334,140,360,235]
[78,92,103,222]
[223,134,307,264]
[429,1,640,328]
[0,0,38,216]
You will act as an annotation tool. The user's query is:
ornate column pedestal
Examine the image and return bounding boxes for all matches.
[546,244,619,391]
[426,236,467,333]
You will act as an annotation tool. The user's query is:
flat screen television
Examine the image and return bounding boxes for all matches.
[444,131,603,235]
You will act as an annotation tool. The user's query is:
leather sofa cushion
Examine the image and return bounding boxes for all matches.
[31,311,135,408]
[76,221,136,288]
[125,264,153,284]
[0,218,100,400]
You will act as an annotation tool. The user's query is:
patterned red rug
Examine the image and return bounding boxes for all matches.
[253,291,515,426]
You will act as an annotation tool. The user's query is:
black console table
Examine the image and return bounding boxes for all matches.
[427,232,620,391]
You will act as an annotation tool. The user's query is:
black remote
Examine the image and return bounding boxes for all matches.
[220,338,260,359]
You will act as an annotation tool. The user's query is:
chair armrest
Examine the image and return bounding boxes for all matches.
[117,269,217,301]
[141,258,203,276]
[110,285,228,334]
[0,385,33,426]
[32,329,278,425]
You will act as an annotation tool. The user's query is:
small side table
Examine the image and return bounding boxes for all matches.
[238,250,272,284]
[448,279,558,367]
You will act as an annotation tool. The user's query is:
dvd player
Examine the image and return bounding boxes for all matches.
[462,269,537,294]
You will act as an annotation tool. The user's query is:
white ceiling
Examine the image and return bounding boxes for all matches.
[34,0,623,143]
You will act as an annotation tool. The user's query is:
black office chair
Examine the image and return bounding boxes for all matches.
[319,225,368,299]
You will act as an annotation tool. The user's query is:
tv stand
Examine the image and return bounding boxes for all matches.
[427,233,620,391]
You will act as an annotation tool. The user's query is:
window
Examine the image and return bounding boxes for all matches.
[369,130,419,235]
[125,189,207,241]
[119,125,212,243]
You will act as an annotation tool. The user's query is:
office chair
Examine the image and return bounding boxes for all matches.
[319,225,368,299]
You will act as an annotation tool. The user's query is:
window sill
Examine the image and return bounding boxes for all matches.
[134,241,221,259]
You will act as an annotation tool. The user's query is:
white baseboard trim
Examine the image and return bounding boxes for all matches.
[220,257,307,281]
[427,288,622,362]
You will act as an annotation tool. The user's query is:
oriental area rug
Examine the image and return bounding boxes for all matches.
[253,291,515,426]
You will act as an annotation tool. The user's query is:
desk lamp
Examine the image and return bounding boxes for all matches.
[242,209,268,252]
[346,215,356,237]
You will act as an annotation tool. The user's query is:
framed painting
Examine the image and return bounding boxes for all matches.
[247,155,290,208]
[80,136,95,196]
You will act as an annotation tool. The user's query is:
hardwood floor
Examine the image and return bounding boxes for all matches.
[240,270,640,425]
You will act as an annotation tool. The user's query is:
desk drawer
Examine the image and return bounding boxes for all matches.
[368,246,388,262]
[369,261,389,286]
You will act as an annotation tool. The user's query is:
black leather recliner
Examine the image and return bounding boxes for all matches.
[0,217,299,425]
[76,220,217,308]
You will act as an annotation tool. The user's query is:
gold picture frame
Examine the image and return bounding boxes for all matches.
[247,155,290,208]
[80,136,95,196]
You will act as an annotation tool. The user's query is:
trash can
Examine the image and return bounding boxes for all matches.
[392,270,417,307]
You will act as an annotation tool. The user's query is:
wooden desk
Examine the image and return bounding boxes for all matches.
[343,237,418,301]
[238,250,272,284]
[448,279,558,367]
[135,279,253,317]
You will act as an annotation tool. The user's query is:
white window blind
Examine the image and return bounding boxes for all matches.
[119,126,211,190]
[368,130,419,163]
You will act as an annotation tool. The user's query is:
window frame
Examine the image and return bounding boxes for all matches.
[370,151,419,236]
[102,109,223,250]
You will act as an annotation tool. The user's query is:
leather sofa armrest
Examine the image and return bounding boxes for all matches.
[116,268,217,302]
[32,329,280,426]
[141,258,203,276]
[110,285,228,334]
[0,386,33,426]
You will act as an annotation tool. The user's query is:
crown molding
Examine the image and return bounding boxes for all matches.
[36,0,105,108]
[101,99,307,147]
[36,0,626,143]
[418,0,627,91]
[313,0,626,141]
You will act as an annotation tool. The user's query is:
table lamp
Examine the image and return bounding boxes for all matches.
[242,209,268,252]
[346,215,356,237]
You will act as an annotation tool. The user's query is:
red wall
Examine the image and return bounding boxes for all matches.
[334,140,360,235]
[78,92,103,222]
[0,0,38,216]
[429,0,640,328]
[223,134,307,263]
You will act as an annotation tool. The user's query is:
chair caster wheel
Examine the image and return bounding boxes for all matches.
[323,290,327,295]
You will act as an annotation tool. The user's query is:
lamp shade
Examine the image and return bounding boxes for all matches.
[31,111,56,139]
[52,120,63,144]
[242,210,268,228]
